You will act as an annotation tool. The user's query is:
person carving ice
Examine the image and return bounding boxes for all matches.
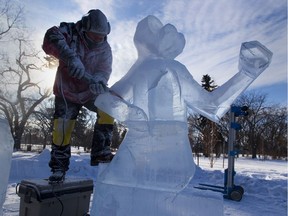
[91,15,272,215]
[42,9,115,183]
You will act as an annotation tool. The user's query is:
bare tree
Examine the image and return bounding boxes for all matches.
[188,114,204,165]
[0,1,51,149]
[72,107,93,149]
[32,97,54,149]
[0,0,24,40]
[260,106,287,159]
[0,39,51,149]
[234,91,268,158]
[188,90,287,160]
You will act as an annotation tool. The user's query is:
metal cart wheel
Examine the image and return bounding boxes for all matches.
[230,189,243,201]
[234,185,244,195]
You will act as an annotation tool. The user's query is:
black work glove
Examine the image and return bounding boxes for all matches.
[52,37,85,80]
[67,56,85,79]
[89,82,108,95]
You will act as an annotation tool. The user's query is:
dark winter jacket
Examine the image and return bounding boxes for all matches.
[42,21,112,104]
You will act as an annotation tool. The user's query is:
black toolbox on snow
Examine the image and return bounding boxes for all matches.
[17,178,93,216]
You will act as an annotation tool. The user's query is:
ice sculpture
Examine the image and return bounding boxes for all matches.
[0,118,14,216]
[91,15,272,215]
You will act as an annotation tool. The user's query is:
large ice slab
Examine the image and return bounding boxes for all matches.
[92,179,223,216]
[0,118,14,216]
[95,121,194,192]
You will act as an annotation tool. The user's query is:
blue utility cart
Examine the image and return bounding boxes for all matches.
[194,105,248,201]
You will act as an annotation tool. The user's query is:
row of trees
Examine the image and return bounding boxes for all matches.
[21,89,287,160]
[0,1,287,160]
[20,74,287,160]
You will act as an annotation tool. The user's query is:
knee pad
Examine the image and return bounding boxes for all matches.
[52,118,76,146]
[97,109,114,125]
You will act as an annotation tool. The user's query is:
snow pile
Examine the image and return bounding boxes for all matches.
[2,151,287,216]
[92,15,272,215]
[9,148,99,182]
[0,119,13,216]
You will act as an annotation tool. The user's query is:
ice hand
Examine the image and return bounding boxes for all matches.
[239,41,273,79]
[90,82,108,95]
[67,57,85,79]
[95,93,148,122]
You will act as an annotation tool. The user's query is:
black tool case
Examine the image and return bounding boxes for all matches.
[17,178,94,216]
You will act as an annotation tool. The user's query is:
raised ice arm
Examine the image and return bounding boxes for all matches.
[183,41,273,122]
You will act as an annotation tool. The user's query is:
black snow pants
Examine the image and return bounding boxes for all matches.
[49,96,114,172]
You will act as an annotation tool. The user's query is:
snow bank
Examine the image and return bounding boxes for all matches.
[2,151,287,216]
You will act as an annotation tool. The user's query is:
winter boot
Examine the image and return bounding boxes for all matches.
[48,170,66,184]
[90,152,114,166]
[48,144,70,184]
[91,124,114,166]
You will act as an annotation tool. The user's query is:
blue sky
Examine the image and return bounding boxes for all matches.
[22,0,287,105]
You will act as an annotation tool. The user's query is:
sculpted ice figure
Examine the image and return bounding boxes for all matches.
[92,15,272,215]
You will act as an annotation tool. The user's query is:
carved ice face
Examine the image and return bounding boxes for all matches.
[133,15,185,59]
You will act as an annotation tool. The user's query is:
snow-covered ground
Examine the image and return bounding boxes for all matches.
[2,148,287,216]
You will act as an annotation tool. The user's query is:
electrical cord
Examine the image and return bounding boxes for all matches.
[49,72,68,215]
[52,184,64,216]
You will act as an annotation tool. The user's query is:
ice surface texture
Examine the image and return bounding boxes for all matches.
[0,119,14,216]
[92,15,272,216]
